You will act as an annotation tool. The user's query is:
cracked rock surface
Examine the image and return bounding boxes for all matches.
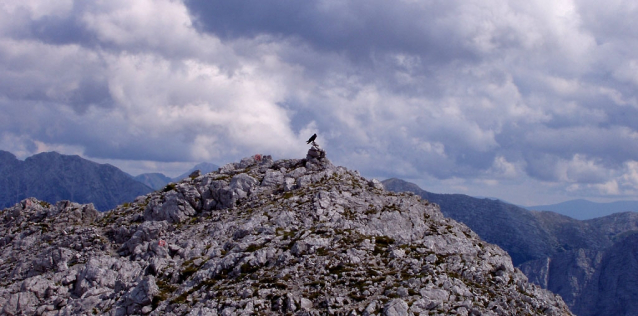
[0,146,571,315]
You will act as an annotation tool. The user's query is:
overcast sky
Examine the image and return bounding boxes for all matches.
[1,0,638,205]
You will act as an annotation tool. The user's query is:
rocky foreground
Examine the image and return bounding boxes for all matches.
[0,147,571,315]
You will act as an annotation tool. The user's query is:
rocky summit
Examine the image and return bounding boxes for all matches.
[0,146,571,315]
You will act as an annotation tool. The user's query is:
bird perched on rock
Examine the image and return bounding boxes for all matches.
[306,133,317,144]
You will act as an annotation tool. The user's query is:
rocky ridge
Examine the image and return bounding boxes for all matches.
[0,146,571,315]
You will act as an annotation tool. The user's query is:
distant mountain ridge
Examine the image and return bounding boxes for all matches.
[0,150,153,211]
[133,173,173,190]
[381,178,611,266]
[135,162,219,190]
[382,178,638,316]
[1,149,221,209]
[526,199,638,220]
[172,162,219,181]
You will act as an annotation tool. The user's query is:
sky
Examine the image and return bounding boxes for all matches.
[1,0,638,206]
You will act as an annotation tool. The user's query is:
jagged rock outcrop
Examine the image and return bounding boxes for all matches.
[0,148,571,315]
[0,150,153,211]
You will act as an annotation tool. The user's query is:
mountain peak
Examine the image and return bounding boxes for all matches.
[0,149,17,160]
[27,151,70,160]
[172,162,220,182]
[0,150,152,210]
[0,150,571,315]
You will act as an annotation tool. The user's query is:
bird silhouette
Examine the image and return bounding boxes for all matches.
[306,133,317,144]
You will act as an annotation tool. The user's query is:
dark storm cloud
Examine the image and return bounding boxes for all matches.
[3,1,98,47]
[29,14,94,46]
[523,126,638,165]
[0,97,196,163]
[66,78,114,113]
[184,0,479,65]
[0,47,113,114]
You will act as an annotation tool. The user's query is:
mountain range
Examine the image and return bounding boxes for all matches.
[525,199,638,220]
[0,147,571,315]
[382,178,611,265]
[0,150,218,211]
[134,162,220,190]
[382,178,638,316]
[0,150,153,211]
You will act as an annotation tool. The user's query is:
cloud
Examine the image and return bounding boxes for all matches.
[184,0,480,65]
[1,0,638,203]
[181,0,638,201]
[0,0,311,164]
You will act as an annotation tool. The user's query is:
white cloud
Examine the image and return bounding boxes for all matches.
[1,0,638,204]
[1,0,73,19]
[619,161,638,193]
[489,156,519,178]
[560,154,609,183]
[0,0,313,164]
[594,180,620,195]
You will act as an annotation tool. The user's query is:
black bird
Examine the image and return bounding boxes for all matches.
[306,133,317,144]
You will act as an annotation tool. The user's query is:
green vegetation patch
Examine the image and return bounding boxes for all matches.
[162,183,177,192]
[240,263,259,274]
[245,243,264,252]
[328,264,354,276]
[316,247,329,256]
[179,257,207,282]
[153,279,178,308]
[375,236,395,246]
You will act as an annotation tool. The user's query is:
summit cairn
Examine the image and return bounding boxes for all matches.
[0,148,572,315]
[305,133,331,171]
[305,143,331,171]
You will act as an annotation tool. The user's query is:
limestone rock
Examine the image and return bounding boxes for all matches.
[0,150,572,315]
[383,299,409,316]
[189,170,201,179]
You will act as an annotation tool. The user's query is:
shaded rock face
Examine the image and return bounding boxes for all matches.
[0,150,571,315]
[520,234,638,316]
[519,250,603,309]
[0,150,153,211]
